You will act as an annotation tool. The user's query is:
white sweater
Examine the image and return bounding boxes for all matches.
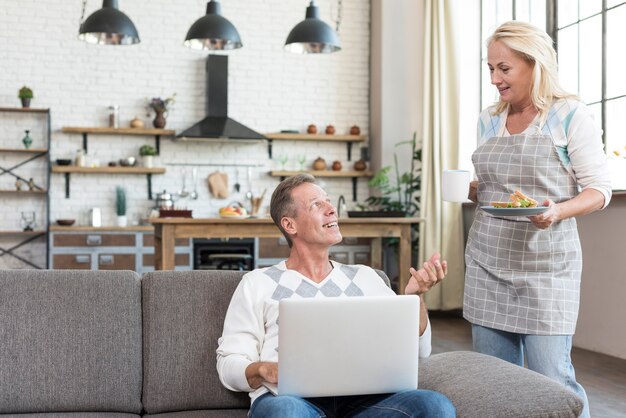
[216,260,432,405]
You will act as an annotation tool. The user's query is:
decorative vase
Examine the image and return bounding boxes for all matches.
[325,125,335,135]
[22,130,32,149]
[20,98,31,108]
[116,215,128,227]
[153,111,166,129]
[307,124,317,134]
[141,155,154,168]
[312,157,327,170]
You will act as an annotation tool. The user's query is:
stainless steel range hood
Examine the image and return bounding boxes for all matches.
[176,55,265,141]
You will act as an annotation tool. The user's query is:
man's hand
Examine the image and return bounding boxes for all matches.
[245,361,278,389]
[404,252,447,296]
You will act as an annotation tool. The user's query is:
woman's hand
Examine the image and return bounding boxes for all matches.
[528,199,561,229]
[468,181,479,203]
[405,252,448,295]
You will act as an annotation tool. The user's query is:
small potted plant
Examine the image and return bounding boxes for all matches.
[139,144,157,168]
[18,86,33,108]
[115,186,127,227]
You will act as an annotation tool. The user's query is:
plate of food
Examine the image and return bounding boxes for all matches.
[481,190,548,216]
[219,205,248,219]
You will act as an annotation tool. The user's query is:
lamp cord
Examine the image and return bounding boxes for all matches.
[79,0,87,27]
[331,0,343,33]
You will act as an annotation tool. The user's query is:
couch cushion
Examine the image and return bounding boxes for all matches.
[419,351,583,418]
[142,271,250,414]
[0,270,142,414]
[144,410,248,418]
[0,414,140,417]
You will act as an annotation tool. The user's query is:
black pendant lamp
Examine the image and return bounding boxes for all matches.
[78,0,140,45]
[285,1,341,54]
[184,0,242,51]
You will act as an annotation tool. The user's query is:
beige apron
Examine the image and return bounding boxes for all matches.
[464,124,582,335]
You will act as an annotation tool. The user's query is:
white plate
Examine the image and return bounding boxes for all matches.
[480,206,549,216]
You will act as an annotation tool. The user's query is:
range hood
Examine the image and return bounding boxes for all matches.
[176,55,265,141]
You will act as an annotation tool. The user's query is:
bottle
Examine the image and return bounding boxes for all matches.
[108,105,120,128]
[75,149,86,167]
[22,130,33,149]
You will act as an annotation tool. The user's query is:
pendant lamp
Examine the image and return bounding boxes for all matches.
[184,0,242,51]
[285,1,341,54]
[78,0,140,45]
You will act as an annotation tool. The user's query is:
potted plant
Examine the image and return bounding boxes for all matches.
[18,86,33,108]
[139,144,157,168]
[115,186,127,227]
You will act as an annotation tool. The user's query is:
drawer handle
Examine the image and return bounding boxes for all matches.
[99,255,114,265]
[74,255,90,264]
[86,235,102,246]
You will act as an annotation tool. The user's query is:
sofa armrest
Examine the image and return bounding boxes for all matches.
[419,351,583,418]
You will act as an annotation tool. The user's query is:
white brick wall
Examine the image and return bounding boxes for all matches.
[0,0,371,268]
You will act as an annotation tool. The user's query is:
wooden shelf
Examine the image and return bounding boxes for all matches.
[264,133,366,142]
[51,166,165,174]
[0,107,50,113]
[0,147,48,153]
[62,126,176,155]
[0,189,48,194]
[0,230,47,236]
[269,170,374,202]
[269,170,373,178]
[62,126,175,136]
[51,166,165,199]
[263,133,367,160]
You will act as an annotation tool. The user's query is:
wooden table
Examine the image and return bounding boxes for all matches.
[151,217,424,292]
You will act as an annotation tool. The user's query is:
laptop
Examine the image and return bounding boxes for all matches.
[266,295,420,397]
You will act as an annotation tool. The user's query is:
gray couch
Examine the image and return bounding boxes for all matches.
[0,269,583,417]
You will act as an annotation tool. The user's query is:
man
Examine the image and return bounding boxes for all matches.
[216,174,455,417]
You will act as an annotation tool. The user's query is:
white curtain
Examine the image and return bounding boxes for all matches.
[419,0,465,310]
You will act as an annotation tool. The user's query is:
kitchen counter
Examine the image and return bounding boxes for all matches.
[150,216,425,292]
[50,225,154,232]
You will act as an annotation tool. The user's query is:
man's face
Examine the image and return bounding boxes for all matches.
[285,182,342,248]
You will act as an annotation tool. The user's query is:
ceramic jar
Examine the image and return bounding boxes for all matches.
[353,159,367,171]
[332,161,342,171]
[350,125,361,135]
[325,125,335,135]
[313,157,327,170]
[307,124,318,134]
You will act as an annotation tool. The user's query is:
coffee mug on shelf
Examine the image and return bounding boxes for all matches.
[442,170,470,202]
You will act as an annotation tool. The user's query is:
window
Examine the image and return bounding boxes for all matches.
[479,0,626,189]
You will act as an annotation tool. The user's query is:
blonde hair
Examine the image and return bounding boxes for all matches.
[487,21,575,121]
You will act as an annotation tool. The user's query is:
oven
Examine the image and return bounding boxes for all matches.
[193,238,255,271]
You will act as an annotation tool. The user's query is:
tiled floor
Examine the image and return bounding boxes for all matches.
[430,312,626,418]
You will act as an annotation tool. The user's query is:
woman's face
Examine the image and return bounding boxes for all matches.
[487,40,534,110]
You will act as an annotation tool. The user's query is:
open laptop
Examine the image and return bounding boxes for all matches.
[265,295,420,397]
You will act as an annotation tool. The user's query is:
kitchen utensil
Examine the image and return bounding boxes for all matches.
[155,190,175,209]
[208,171,229,198]
[179,169,189,198]
[234,168,241,192]
[190,167,199,199]
[245,167,253,200]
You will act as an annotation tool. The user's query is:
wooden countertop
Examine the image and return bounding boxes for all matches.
[149,216,424,224]
[50,225,153,232]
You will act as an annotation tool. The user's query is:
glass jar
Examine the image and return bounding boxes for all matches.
[75,149,86,167]
[108,105,120,128]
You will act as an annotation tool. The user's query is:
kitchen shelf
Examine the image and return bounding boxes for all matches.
[263,133,367,160]
[0,107,51,269]
[51,166,166,199]
[269,170,374,201]
[62,126,176,155]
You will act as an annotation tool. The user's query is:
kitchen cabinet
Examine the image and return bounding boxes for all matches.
[263,132,366,160]
[56,126,172,199]
[0,107,51,268]
[49,226,192,273]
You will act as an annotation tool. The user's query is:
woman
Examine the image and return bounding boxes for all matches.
[465,21,611,418]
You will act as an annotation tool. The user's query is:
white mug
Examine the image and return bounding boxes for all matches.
[442,170,470,202]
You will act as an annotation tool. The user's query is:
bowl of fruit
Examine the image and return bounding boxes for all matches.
[219,203,248,219]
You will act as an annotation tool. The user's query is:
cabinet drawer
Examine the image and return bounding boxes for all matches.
[53,254,92,269]
[143,253,190,267]
[98,254,136,270]
[54,233,136,247]
[258,238,290,258]
[143,234,189,247]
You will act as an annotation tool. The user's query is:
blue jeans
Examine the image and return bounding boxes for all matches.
[249,389,456,418]
[472,324,589,418]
